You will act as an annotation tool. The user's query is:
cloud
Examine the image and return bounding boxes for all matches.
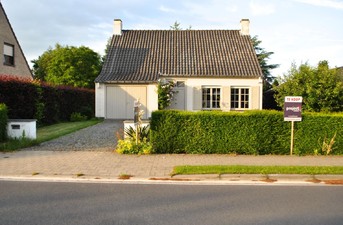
[159,5,178,13]
[294,0,343,9]
[249,0,275,16]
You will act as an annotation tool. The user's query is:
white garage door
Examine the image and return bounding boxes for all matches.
[106,86,147,119]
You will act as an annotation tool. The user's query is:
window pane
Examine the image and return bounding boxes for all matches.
[176,81,185,87]
[3,44,14,66]
[231,88,250,109]
[4,44,14,56]
[202,87,221,109]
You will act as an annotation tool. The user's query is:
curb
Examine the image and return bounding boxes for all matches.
[1,174,343,186]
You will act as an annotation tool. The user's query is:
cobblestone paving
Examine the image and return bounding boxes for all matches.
[24,120,122,151]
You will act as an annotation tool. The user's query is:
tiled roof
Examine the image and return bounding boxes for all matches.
[95,30,262,83]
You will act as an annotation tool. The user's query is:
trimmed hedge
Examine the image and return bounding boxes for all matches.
[0,103,8,142]
[0,75,95,125]
[150,110,343,155]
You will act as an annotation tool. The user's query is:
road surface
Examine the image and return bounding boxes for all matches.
[0,181,342,225]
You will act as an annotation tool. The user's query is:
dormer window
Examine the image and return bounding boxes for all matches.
[4,43,14,66]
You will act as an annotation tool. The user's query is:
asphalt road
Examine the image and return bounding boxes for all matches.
[0,181,342,225]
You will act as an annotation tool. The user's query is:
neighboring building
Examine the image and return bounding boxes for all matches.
[0,2,32,79]
[95,19,263,119]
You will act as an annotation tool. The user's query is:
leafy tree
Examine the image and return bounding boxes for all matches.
[252,36,279,90]
[102,37,112,64]
[170,21,192,30]
[32,44,102,88]
[274,60,343,112]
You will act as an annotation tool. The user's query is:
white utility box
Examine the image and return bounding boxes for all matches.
[7,119,37,139]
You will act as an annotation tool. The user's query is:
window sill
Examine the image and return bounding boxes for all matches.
[3,63,15,67]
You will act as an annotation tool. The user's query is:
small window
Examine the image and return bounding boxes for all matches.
[176,81,185,87]
[4,43,14,66]
[231,87,250,109]
[202,87,221,109]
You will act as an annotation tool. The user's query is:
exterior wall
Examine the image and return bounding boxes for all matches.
[146,84,158,117]
[0,4,32,79]
[169,77,263,111]
[96,77,262,119]
[95,83,105,117]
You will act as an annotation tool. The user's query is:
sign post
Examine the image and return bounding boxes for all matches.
[284,96,302,155]
[134,99,141,145]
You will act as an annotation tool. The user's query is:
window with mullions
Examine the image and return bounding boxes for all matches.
[202,87,221,109]
[3,43,14,66]
[231,88,249,109]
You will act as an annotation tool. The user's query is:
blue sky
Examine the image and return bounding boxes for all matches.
[2,0,343,77]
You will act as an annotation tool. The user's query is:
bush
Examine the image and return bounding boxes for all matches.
[116,139,152,154]
[150,110,343,155]
[0,76,38,119]
[0,103,8,142]
[70,112,87,122]
[124,125,150,142]
[0,75,94,125]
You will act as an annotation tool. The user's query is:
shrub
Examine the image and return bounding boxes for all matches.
[124,125,150,142]
[150,110,343,155]
[70,112,87,122]
[0,76,38,119]
[116,139,152,154]
[0,103,8,142]
[0,75,94,125]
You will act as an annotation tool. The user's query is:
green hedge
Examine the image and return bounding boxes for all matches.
[0,104,8,142]
[0,75,95,125]
[150,110,343,155]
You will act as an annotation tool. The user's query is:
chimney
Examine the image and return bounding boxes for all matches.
[114,19,122,35]
[240,19,250,35]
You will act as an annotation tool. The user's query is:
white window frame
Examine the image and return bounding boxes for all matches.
[202,86,221,110]
[230,87,250,110]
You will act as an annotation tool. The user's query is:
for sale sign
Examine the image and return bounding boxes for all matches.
[284,96,302,121]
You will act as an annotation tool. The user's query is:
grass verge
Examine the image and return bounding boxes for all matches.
[0,119,102,152]
[172,165,343,176]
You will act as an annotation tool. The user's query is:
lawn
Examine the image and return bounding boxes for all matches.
[172,165,343,176]
[0,119,102,152]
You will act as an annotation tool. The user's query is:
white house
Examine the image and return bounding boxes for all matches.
[95,19,263,119]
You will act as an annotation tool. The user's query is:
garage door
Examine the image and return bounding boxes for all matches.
[106,86,147,119]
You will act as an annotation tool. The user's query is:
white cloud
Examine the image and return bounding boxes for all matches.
[294,0,343,9]
[159,5,178,13]
[249,0,275,16]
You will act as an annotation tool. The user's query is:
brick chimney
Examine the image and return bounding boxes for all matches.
[114,19,122,35]
[240,19,250,35]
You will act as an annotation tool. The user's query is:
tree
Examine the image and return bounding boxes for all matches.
[252,36,279,90]
[170,21,192,30]
[102,37,112,64]
[274,60,343,112]
[32,44,102,88]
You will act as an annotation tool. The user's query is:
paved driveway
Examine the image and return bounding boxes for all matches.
[24,120,123,151]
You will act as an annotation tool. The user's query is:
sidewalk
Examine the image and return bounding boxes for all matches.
[1,150,343,184]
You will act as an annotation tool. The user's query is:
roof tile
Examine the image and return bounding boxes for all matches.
[95,30,262,83]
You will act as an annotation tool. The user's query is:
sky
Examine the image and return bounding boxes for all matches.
[2,0,343,77]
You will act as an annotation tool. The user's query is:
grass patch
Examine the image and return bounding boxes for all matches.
[0,119,102,152]
[172,165,343,176]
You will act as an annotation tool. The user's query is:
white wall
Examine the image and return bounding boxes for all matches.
[95,83,105,118]
[147,84,158,118]
[172,77,263,111]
